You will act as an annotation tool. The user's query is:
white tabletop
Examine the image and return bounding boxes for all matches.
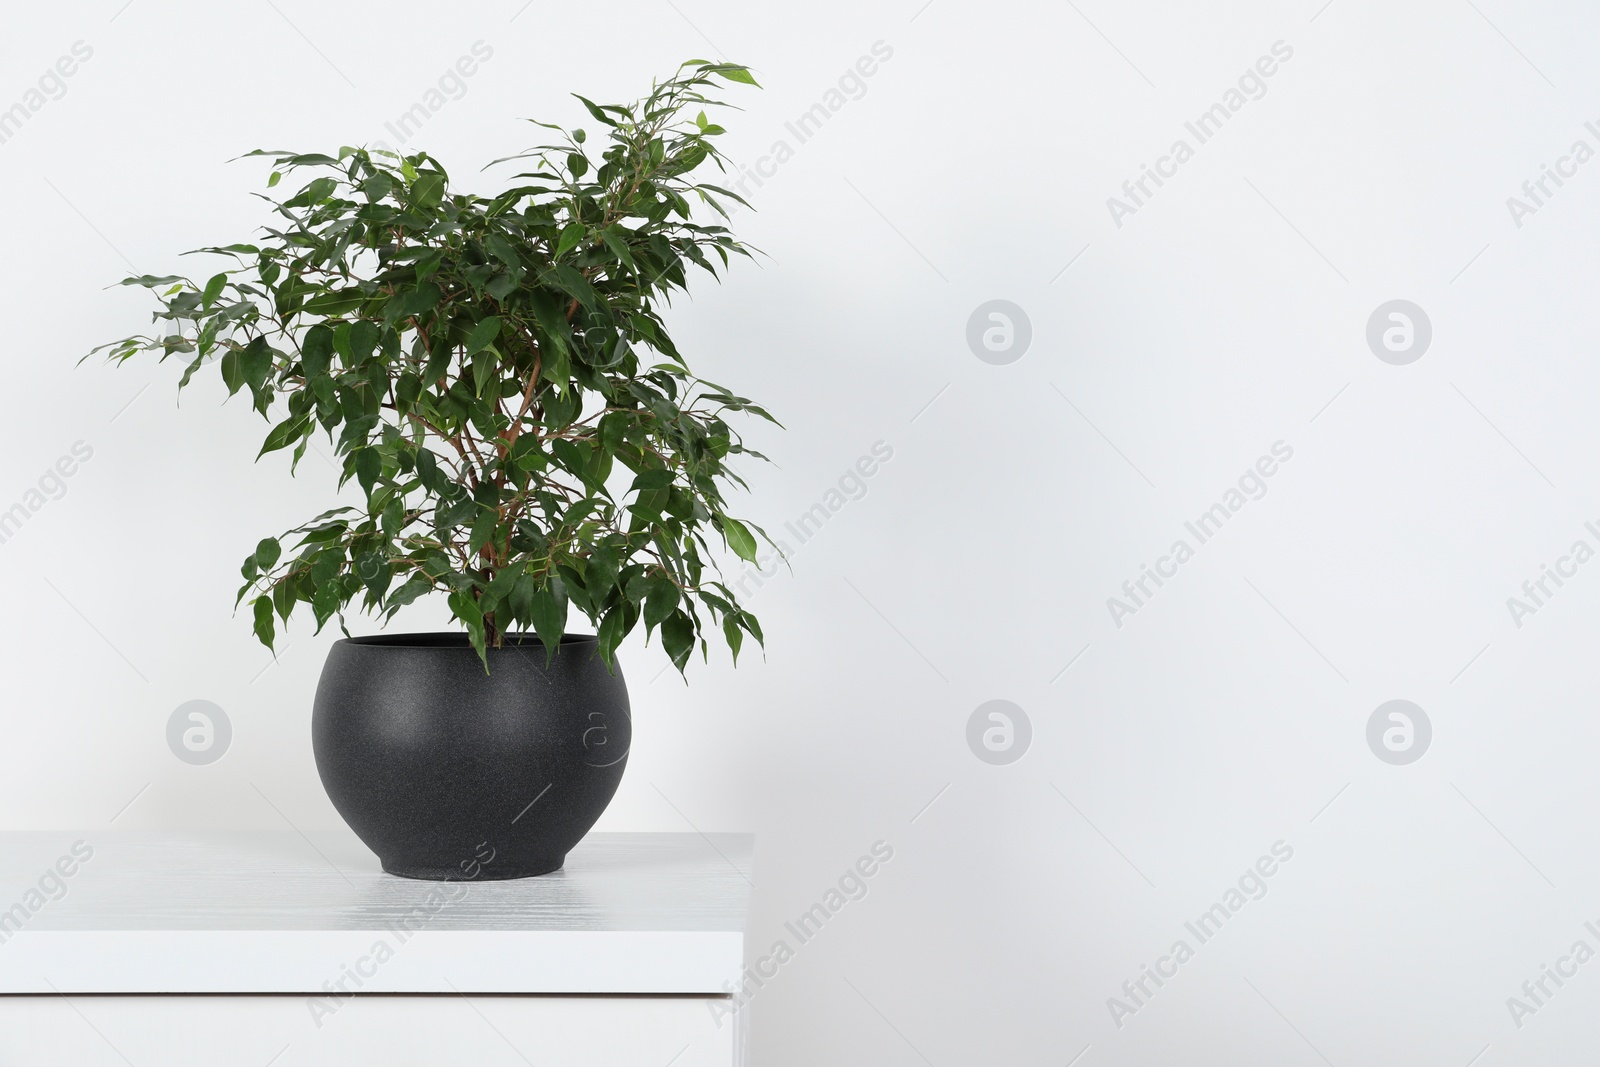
[0,831,753,995]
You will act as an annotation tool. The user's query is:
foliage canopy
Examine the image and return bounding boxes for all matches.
[92,62,775,672]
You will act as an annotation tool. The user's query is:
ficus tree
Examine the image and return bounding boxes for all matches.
[91,61,777,672]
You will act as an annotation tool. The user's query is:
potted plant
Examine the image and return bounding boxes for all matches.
[91,62,776,879]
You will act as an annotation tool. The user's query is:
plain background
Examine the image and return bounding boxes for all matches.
[6,0,1600,1062]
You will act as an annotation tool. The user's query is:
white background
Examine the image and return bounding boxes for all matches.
[5,0,1600,1063]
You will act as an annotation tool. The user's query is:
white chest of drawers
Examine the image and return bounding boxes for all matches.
[0,831,752,1065]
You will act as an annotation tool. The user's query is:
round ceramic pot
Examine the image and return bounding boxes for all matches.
[311,633,630,880]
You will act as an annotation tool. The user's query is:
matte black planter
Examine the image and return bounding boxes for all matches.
[312,633,630,880]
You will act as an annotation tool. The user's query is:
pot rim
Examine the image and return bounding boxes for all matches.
[339,632,599,649]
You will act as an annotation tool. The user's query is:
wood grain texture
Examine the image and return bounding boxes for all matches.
[0,832,753,995]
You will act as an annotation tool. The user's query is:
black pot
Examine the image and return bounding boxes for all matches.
[311,633,630,880]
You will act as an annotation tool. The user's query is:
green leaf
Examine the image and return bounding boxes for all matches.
[509,572,536,620]
[739,611,764,645]
[252,595,276,650]
[483,232,520,267]
[661,610,694,672]
[585,542,618,599]
[572,94,619,127]
[119,274,184,289]
[395,371,423,410]
[722,517,758,562]
[435,495,477,532]
[301,324,334,377]
[448,591,489,669]
[385,574,433,610]
[599,231,636,274]
[220,348,245,395]
[423,339,453,382]
[528,290,573,360]
[254,537,282,571]
[632,468,674,492]
[300,290,366,317]
[283,176,338,208]
[240,336,273,395]
[471,350,497,398]
[556,222,587,258]
[415,448,445,493]
[599,412,627,453]
[723,614,744,664]
[272,574,295,620]
[202,273,228,310]
[354,447,382,495]
[257,415,308,459]
[643,577,679,634]
[411,172,446,211]
[479,565,522,616]
[348,320,380,362]
[362,172,394,201]
[486,273,518,301]
[465,317,502,356]
[597,606,624,671]
[529,585,565,660]
[468,508,498,557]
[312,580,343,630]
[544,264,601,311]
[309,550,342,585]
[354,549,390,597]
[298,521,349,546]
[412,249,443,284]
[390,282,441,321]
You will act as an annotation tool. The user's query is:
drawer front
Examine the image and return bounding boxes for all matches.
[0,994,743,1066]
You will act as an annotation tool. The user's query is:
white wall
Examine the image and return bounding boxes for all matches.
[4,0,1600,1062]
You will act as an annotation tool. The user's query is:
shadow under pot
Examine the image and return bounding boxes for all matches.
[311,633,630,880]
